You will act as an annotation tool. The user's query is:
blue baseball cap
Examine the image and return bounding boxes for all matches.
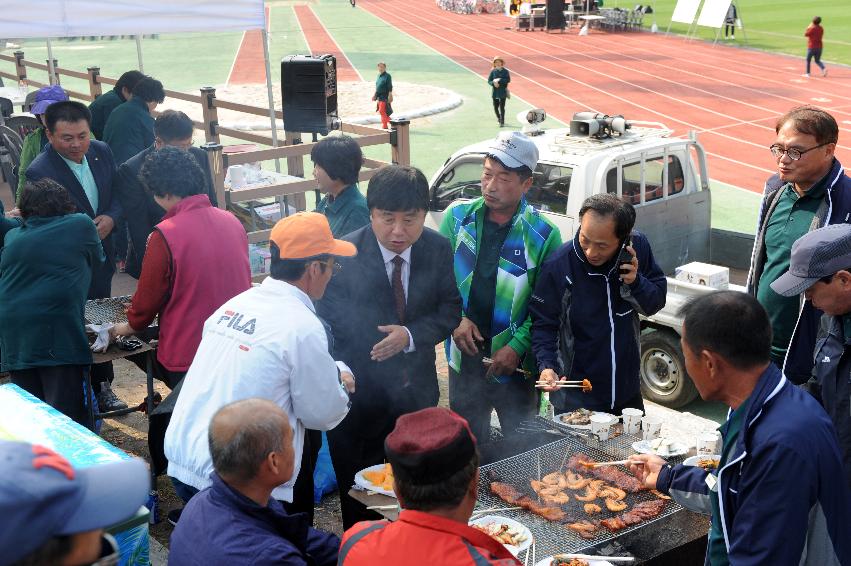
[30,85,69,115]
[0,441,148,564]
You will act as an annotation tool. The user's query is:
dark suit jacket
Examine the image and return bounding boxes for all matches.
[317,226,461,432]
[115,145,218,279]
[26,140,121,298]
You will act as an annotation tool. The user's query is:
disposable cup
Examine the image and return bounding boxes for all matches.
[229,165,246,189]
[590,413,614,441]
[641,415,662,441]
[697,432,721,455]
[622,408,644,435]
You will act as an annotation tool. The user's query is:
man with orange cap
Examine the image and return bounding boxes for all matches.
[339,407,520,565]
[164,212,356,523]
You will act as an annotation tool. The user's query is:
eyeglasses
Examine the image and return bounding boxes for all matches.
[316,260,342,276]
[769,142,830,161]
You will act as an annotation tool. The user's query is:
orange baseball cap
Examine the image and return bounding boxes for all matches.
[269,212,357,259]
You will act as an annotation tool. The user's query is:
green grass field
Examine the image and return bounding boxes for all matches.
[638,0,851,67]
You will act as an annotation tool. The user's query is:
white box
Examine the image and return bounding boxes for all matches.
[675,262,729,290]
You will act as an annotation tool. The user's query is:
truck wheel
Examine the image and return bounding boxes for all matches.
[639,330,698,408]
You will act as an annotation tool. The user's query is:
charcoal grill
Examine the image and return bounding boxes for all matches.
[84,295,133,325]
[477,427,686,559]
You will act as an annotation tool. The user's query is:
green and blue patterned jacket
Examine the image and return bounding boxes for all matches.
[439,196,562,377]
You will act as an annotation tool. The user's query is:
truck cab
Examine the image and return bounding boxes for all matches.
[428,114,715,407]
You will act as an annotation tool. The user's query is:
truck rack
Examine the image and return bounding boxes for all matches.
[548,121,673,155]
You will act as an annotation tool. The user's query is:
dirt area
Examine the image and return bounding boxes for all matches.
[159,80,459,130]
[102,336,452,550]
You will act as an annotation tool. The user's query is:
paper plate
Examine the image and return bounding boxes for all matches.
[469,515,532,556]
[632,439,689,457]
[353,464,396,498]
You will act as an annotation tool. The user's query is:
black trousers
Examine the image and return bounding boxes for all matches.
[11,365,90,429]
[282,428,322,525]
[448,356,538,444]
[327,415,396,530]
[492,97,506,124]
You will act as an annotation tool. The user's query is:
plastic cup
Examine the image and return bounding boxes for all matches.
[697,432,721,455]
[622,408,644,435]
[641,415,662,441]
[590,413,614,441]
[229,165,246,189]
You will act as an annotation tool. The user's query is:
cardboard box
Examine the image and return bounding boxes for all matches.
[675,262,729,290]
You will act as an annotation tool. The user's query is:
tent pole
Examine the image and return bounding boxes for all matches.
[261,27,281,173]
[136,35,144,72]
[46,38,57,85]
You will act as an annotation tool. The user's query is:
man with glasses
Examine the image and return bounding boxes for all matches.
[771,224,851,489]
[164,213,356,522]
[116,110,218,279]
[0,441,148,566]
[747,105,851,384]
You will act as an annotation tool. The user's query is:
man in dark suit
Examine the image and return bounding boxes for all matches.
[317,165,462,530]
[26,100,126,412]
[116,110,217,279]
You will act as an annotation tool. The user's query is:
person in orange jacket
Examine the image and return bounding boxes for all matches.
[338,407,521,565]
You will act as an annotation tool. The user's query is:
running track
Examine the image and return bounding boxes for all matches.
[293,5,362,81]
[358,0,851,193]
[228,7,272,84]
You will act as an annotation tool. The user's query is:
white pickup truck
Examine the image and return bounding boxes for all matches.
[427,112,740,408]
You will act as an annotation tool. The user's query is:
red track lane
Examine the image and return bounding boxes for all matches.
[293,5,361,82]
[358,0,851,192]
[228,7,272,85]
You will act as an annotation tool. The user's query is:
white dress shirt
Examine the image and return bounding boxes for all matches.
[376,242,416,352]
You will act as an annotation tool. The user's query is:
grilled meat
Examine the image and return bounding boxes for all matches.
[566,520,599,539]
[489,482,567,521]
[601,499,666,532]
[567,453,644,493]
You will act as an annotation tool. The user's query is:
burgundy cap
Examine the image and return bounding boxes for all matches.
[384,407,477,484]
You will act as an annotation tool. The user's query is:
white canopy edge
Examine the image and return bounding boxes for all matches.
[2,0,265,38]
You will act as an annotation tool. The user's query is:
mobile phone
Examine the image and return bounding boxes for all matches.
[618,239,633,274]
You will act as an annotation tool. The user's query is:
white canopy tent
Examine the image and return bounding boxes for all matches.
[2,0,281,150]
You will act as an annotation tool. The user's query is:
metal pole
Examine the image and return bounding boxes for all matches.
[261,28,281,173]
[46,38,56,85]
[135,35,144,72]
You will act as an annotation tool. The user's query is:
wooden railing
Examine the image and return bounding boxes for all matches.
[0,50,410,250]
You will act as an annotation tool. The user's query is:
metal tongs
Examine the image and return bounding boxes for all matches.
[516,416,591,439]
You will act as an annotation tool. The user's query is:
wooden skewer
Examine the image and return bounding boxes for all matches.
[482,357,533,377]
[534,380,586,385]
[366,504,399,510]
[579,459,631,468]
[554,554,635,563]
[470,506,522,517]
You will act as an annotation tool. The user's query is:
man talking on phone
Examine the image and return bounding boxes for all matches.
[530,194,667,414]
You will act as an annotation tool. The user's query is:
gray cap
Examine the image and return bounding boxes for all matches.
[770,224,851,296]
[486,131,539,171]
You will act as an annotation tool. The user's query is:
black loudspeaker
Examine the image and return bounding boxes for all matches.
[546,0,566,29]
[281,54,339,135]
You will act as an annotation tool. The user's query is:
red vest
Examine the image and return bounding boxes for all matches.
[156,194,251,370]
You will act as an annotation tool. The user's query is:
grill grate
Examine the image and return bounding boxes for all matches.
[478,431,686,559]
[84,296,133,325]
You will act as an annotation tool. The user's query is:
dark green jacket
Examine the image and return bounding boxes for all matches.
[488,67,511,99]
[374,72,393,102]
[88,89,125,141]
[0,214,105,371]
[315,185,369,238]
[102,97,155,165]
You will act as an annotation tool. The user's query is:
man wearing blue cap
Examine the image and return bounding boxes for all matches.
[771,223,851,489]
[0,440,148,565]
[16,84,69,197]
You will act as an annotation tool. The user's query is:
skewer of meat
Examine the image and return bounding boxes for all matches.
[600,499,666,532]
[567,454,644,493]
